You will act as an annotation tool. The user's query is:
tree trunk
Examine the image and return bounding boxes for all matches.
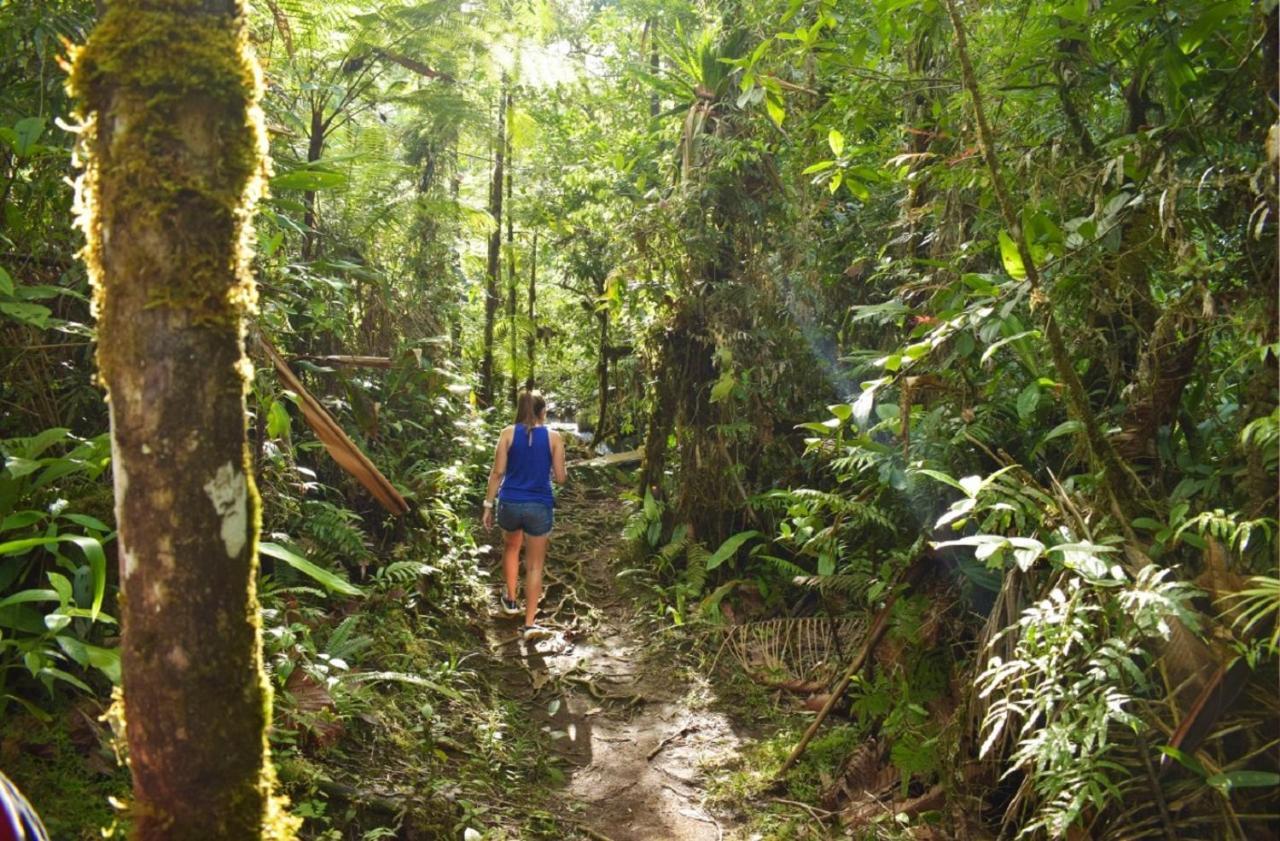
[70,2,294,838]
[506,92,517,407]
[526,232,537,389]
[592,275,610,449]
[638,319,678,500]
[302,105,323,260]
[943,0,1140,521]
[648,18,660,119]
[480,82,506,407]
[448,143,464,360]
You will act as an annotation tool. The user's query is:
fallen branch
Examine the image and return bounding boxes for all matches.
[842,783,945,828]
[774,558,928,779]
[258,336,409,515]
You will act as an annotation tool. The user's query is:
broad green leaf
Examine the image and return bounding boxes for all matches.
[267,400,292,439]
[705,530,761,571]
[62,513,111,533]
[0,588,59,609]
[828,403,852,421]
[56,636,121,684]
[1016,383,1040,421]
[0,534,103,616]
[0,301,52,328]
[13,427,70,458]
[14,284,65,301]
[11,116,45,157]
[765,94,785,127]
[0,536,59,555]
[913,469,968,495]
[998,231,1026,280]
[47,571,73,605]
[802,160,835,175]
[259,541,362,596]
[0,265,12,295]
[1033,420,1082,455]
[828,128,844,156]
[60,535,107,619]
[39,666,93,694]
[3,457,43,478]
[844,177,870,201]
[1,511,44,532]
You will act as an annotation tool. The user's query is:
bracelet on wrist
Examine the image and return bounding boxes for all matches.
[483,500,494,509]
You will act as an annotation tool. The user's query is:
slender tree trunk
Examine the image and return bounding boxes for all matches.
[448,144,464,359]
[480,82,506,407]
[526,232,537,389]
[942,0,1140,521]
[639,327,677,499]
[302,105,323,260]
[71,2,294,838]
[592,274,610,448]
[506,92,517,407]
[648,18,660,119]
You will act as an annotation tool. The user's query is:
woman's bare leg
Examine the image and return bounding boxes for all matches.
[523,535,549,626]
[502,529,523,601]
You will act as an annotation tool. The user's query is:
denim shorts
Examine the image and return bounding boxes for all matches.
[496,499,554,536]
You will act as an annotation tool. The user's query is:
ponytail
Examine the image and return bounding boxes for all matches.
[513,390,547,443]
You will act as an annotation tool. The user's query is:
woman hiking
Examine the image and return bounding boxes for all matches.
[482,390,568,641]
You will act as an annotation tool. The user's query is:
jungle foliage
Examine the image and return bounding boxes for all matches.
[0,0,1276,838]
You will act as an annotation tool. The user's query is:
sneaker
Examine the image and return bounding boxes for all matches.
[521,624,553,642]
[499,594,521,616]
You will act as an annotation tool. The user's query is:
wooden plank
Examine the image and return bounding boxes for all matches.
[292,355,394,369]
[568,448,643,469]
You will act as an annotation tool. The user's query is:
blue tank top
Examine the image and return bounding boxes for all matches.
[498,424,555,506]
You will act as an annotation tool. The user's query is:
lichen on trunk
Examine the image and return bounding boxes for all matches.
[69,1,297,837]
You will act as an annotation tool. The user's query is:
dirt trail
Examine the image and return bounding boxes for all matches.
[483,480,743,841]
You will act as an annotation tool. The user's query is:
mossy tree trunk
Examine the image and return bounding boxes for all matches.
[592,278,610,449]
[71,2,293,838]
[505,99,517,407]
[525,232,537,389]
[480,82,507,408]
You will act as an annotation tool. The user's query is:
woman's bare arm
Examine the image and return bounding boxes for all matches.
[484,427,512,504]
[550,430,568,484]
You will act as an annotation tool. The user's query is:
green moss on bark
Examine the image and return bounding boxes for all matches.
[69,2,295,838]
[69,0,268,330]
